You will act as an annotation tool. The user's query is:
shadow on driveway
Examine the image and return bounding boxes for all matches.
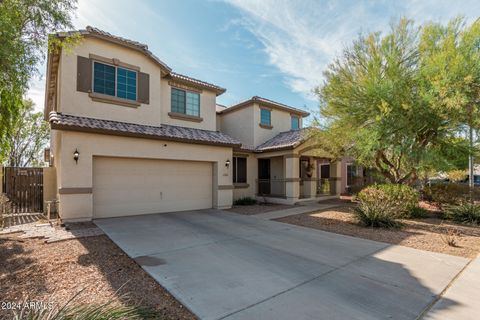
[93,209,468,320]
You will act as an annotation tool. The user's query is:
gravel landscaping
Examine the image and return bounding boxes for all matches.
[0,234,196,320]
[227,203,296,215]
[276,206,480,258]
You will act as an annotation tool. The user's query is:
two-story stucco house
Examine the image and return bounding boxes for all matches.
[44,27,359,222]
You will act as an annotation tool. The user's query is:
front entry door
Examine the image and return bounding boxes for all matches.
[258,159,271,195]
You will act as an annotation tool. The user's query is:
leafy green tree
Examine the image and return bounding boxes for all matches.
[419,17,480,189]
[0,0,77,161]
[4,100,50,167]
[316,18,475,184]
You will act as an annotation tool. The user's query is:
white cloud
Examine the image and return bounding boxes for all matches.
[225,0,480,101]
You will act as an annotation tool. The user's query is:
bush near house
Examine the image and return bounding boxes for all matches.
[356,184,419,216]
[233,197,257,206]
[354,184,418,228]
[423,183,480,208]
[446,203,480,225]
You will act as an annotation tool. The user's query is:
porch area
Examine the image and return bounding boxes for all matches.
[255,149,346,205]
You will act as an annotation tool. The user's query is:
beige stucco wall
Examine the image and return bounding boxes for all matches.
[53,130,233,221]
[253,103,297,147]
[57,37,219,131]
[58,37,162,126]
[159,79,217,130]
[43,167,57,207]
[220,106,255,147]
[218,102,304,148]
[232,152,257,200]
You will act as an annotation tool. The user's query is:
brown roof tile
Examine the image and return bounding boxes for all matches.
[255,128,311,152]
[49,112,242,147]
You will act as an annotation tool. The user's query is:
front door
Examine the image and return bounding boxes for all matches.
[258,159,271,195]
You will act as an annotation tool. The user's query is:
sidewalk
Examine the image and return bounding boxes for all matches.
[424,256,480,320]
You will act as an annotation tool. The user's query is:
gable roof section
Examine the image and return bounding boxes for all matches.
[56,26,172,74]
[219,96,310,117]
[49,112,241,148]
[255,128,311,152]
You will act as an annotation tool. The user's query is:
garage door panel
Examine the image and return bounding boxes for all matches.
[93,157,213,218]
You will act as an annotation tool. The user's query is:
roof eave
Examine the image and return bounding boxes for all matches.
[49,120,241,149]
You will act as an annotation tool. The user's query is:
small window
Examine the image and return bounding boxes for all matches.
[93,62,137,101]
[171,88,200,117]
[233,157,247,183]
[291,116,300,129]
[347,164,357,186]
[260,109,271,126]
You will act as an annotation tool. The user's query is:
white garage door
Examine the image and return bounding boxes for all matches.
[93,157,213,218]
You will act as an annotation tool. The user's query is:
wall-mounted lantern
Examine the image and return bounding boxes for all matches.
[225,159,231,168]
[73,149,80,164]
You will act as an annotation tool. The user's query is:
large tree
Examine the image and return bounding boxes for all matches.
[0,0,77,162]
[419,18,480,189]
[4,100,49,167]
[316,18,474,184]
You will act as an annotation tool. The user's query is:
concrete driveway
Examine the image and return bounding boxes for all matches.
[95,209,468,320]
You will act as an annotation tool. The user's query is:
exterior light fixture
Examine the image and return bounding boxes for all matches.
[73,149,80,164]
[225,159,231,168]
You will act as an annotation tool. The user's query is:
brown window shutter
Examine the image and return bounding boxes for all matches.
[77,56,92,93]
[137,72,150,104]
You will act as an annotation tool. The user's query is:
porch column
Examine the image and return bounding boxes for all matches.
[330,160,343,195]
[284,155,300,202]
[305,157,317,198]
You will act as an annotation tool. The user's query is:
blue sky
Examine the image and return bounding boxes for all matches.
[28,0,480,118]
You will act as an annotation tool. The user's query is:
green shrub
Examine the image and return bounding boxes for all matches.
[233,197,257,205]
[446,203,480,225]
[356,184,419,217]
[407,206,429,219]
[423,183,479,208]
[353,200,402,228]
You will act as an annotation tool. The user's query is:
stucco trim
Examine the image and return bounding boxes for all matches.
[168,112,203,123]
[169,81,203,94]
[233,183,250,189]
[284,154,300,159]
[89,92,141,108]
[89,53,141,71]
[259,123,274,130]
[59,187,93,194]
[218,185,234,190]
[285,178,301,182]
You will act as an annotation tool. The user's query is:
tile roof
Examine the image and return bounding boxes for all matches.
[255,128,311,152]
[49,112,242,147]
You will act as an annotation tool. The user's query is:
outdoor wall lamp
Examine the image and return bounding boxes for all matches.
[225,159,231,168]
[73,149,80,164]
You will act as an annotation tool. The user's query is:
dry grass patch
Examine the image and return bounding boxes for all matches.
[276,206,480,258]
[0,235,195,320]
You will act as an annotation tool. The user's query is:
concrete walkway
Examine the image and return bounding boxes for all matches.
[424,256,480,320]
[95,209,469,320]
[254,203,338,220]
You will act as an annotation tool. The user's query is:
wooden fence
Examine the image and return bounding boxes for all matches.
[1,167,44,213]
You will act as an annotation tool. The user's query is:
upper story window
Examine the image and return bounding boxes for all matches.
[291,116,300,129]
[93,61,137,101]
[260,108,271,126]
[171,88,200,117]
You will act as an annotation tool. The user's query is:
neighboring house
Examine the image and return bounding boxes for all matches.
[44,27,357,222]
